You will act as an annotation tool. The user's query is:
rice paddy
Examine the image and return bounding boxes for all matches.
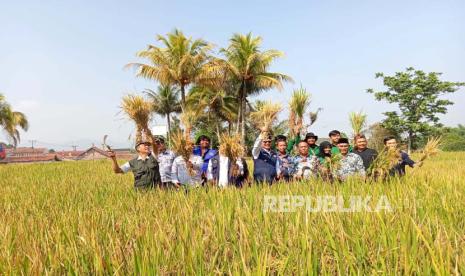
[0,152,464,274]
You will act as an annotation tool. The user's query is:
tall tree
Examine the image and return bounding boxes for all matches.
[145,85,182,138]
[127,29,213,107]
[367,67,464,152]
[218,33,293,146]
[0,94,29,146]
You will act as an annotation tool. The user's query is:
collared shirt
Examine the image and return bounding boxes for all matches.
[171,155,203,186]
[390,151,415,176]
[206,155,245,187]
[120,154,151,173]
[335,153,365,180]
[292,155,320,179]
[156,150,176,182]
[193,146,218,174]
[252,135,274,159]
[276,152,294,177]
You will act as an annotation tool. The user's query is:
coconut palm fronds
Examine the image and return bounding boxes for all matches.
[418,137,441,165]
[219,133,244,177]
[289,87,311,136]
[250,101,282,133]
[349,111,367,137]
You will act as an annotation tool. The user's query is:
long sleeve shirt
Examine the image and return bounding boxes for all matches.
[171,155,203,186]
[335,153,366,180]
[206,155,245,187]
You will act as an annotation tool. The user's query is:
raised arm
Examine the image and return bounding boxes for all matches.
[108,151,126,174]
[252,134,263,159]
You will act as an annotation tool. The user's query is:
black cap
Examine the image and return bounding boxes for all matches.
[337,138,349,144]
[305,132,318,140]
[329,130,341,137]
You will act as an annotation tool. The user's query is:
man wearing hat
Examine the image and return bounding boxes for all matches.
[109,138,161,189]
[252,131,278,185]
[153,136,177,188]
[334,138,365,181]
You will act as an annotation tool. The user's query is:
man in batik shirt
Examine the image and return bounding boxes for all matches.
[335,138,365,181]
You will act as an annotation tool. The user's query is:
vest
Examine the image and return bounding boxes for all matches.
[128,154,161,189]
[253,149,277,184]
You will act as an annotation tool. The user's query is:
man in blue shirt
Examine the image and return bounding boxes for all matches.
[383,136,420,176]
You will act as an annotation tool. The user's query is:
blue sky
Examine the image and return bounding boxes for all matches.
[1,0,464,149]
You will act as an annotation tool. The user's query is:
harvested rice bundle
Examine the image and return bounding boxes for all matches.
[349,111,367,137]
[250,101,282,134]
[417,136,441,166]
[120,94,158,152]
[289,87,310,137]
[320,154,342,182]
[368,147,401,180]
[219,133,244,177]
[170,129,195,175]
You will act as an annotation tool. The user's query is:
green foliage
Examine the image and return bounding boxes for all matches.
[367,67,464,150]
[0,93,29,146]
[440,124,465,151]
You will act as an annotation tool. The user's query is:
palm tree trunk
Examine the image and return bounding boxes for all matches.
[408,130,413,154]
[166,113,171,146]
[181,85,186,109]
[240,82,247,148]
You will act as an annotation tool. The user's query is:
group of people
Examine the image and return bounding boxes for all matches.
[108,130,418,190]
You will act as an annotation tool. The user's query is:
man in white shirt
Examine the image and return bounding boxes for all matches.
[206,155,249,188]
[171,154,203,187]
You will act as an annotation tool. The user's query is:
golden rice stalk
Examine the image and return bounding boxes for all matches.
[289,87,311,137]
[170,129,195,175]
[349,111,367,136]
[120,94,156,146]
[250,101,282,133]
[219,133,244,177]
[418,136,441,165]
[368,147,401,181]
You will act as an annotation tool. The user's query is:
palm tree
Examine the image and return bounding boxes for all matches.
[218,33,293,145]
[120,94,156,145]
[145,85,182,138]
[0,94,29,146]
[186,86,238,140]
[127,29,213,107]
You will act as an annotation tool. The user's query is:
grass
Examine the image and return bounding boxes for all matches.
[0,152,464,274]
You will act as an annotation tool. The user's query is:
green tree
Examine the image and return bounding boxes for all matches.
[440,124,465,151]
[145,85,182,138]
[218,33,293,146]
[0,94,29,146]
[127,29,213,107]
[187,86,238,141]
[367,67,464,152]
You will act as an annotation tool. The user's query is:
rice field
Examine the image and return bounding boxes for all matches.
[0,152,464,274]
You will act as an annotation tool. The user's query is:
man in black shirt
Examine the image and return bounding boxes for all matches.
[353,134,378,170]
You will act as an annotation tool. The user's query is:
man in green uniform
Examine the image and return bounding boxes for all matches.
[109,139,161,190]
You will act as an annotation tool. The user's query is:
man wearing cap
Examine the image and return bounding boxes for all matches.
[329,130,353,154]
[252,131,278,185]
[334,138,365,181]
[109,139,161,190]
[153,136,177,188]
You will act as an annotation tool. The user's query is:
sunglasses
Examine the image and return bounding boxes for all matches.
[263,141,272,144]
